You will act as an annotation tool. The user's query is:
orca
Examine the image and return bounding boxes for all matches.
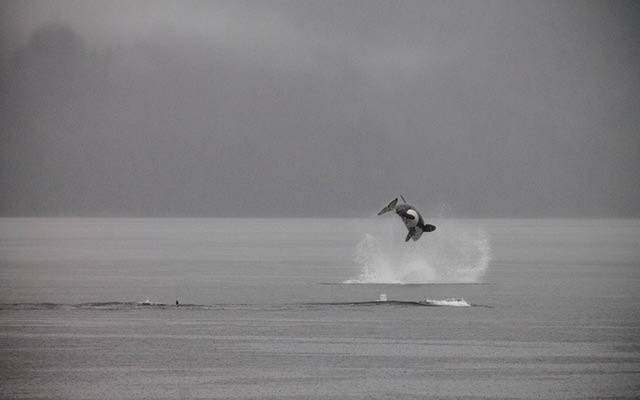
[377,197,436,242]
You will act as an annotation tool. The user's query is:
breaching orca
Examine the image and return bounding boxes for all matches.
[377,197,436,242]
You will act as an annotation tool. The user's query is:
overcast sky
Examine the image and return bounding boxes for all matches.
[1,1,639,217]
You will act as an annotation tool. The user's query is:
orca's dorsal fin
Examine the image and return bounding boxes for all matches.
[377,198,398,215]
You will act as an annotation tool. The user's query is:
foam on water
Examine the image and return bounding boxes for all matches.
[346,220,491,284]
[420,298,471,307]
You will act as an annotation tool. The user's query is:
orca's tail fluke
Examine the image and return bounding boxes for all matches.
[377,198,398,215]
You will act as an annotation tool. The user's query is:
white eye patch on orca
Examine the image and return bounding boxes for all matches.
[405,209,419,227]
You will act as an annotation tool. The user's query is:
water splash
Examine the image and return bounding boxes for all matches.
[346,221,491,284]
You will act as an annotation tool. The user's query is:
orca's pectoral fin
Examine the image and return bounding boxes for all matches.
[405,229,413,242]
[422,224,436,232]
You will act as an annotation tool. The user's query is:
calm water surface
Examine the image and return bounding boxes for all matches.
[1,218,639,399]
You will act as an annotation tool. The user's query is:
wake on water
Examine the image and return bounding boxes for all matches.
[345,220,491,284]
[2,221,490,310]
[0,299,475,310]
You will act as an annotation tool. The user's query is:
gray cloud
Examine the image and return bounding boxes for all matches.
[1,1,639,217]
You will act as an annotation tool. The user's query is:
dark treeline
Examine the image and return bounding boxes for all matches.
[1,15,639,217]
[1,24,394,217]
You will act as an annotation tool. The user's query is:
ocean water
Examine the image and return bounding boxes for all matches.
[0,218,638,399]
